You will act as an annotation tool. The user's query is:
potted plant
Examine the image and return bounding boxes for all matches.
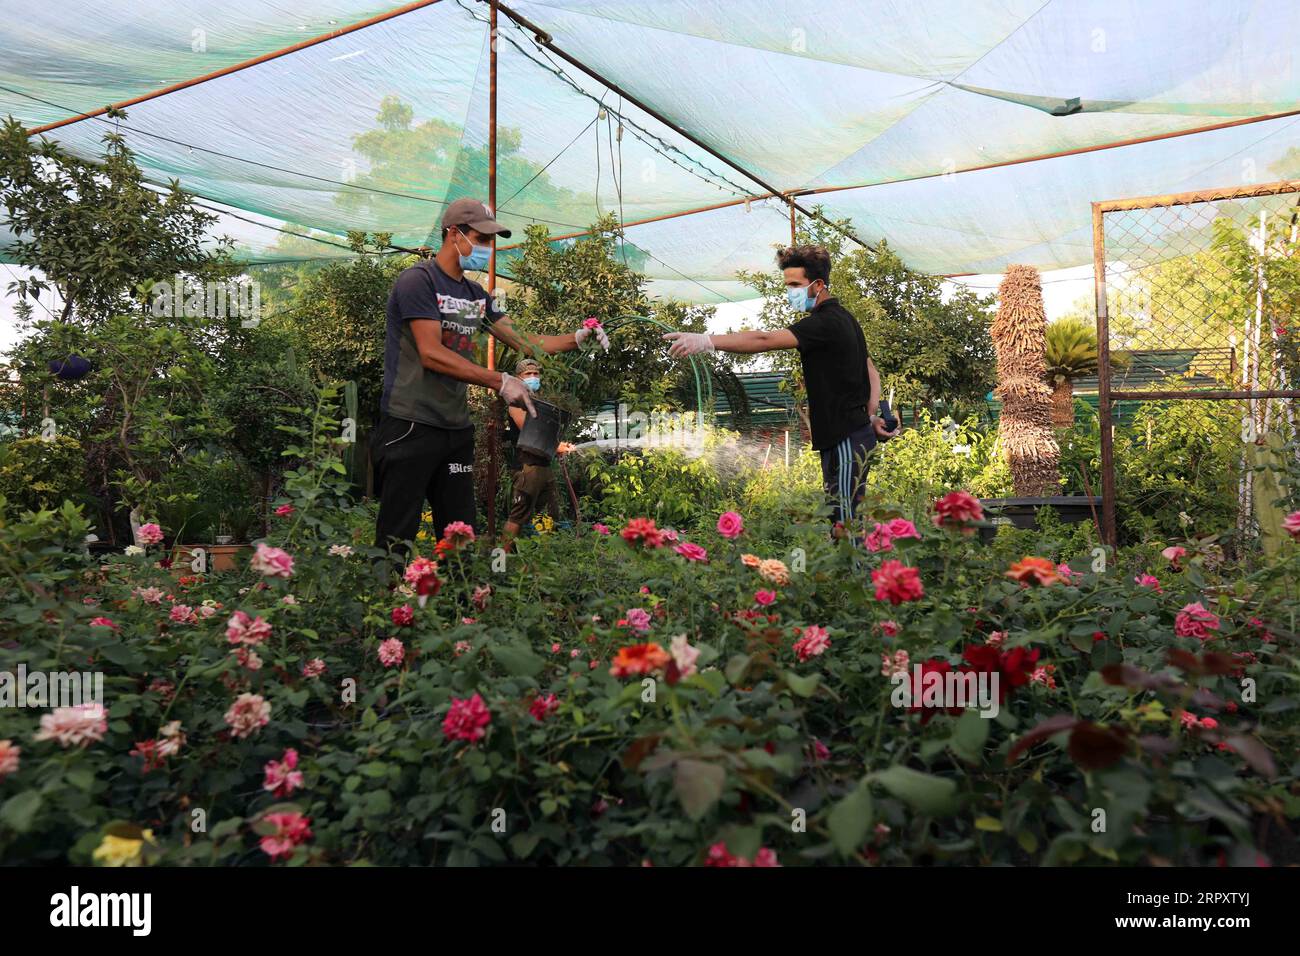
[980,266,1099,539]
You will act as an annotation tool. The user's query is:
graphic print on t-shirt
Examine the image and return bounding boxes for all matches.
[436,292,488,364]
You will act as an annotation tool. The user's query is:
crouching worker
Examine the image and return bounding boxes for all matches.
[502,357,563,541]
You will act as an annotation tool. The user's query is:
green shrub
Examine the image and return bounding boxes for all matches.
[0,434,87,516]
[866,411,1011,511]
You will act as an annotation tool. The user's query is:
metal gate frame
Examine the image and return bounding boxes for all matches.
[1091,179,1300,547]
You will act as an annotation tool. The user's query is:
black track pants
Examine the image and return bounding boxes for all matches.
[372,414,477,560]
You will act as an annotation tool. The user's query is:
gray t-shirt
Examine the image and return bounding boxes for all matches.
[381,260,503,429]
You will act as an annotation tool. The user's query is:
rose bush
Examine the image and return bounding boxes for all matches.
[1,390,1297,867]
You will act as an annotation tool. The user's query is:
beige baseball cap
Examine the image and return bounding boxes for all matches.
[442,197,511,238]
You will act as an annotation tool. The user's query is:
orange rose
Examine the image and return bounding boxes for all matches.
[609,642,671,678]
[1006,556,1063,587]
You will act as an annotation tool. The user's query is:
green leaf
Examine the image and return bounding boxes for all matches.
[781,671,820,698]
[950,708,990,762]
[674,759,725,821]
[827,783,873,856]
[869,765,959,816]
[210,817,243,840]
[509,831,542,860]
[724,654,751,685]
[489,644,543,678]
[0,791,42,833]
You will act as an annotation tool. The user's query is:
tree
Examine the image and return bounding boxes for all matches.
[0,111,232,324]
[497,213,711,416]
[281,232,404,425]
[1044,317,1099,426]
[993,265,1059,497]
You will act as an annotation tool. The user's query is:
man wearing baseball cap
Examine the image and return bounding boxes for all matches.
[372,197,609,564]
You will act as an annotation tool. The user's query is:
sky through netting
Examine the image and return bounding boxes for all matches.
[4,0,1300,302]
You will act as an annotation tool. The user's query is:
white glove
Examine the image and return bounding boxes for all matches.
[574,325,611,351]
[663,331,715,357]
[496,371,537,417]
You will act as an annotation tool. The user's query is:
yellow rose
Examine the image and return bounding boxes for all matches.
[92,829,154,867]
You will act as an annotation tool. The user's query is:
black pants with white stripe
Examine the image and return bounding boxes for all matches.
[818,423,876,528]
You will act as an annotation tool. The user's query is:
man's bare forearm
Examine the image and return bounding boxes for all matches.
[420,346,503,390]
[492,319,579,357]
[710,329,797,354]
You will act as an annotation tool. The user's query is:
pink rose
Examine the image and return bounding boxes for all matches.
[274,504,295,517]
[865,524,893,552]
[1161,545,1187,565]
[260,811,312,861]
[1175,602,1221,641]
[263,749,303,797]
[886,518,921,540]
[137,523,164,546]
[1283,511,1300,539]
[250,543,295,578]
[378,638,406,668]
[716,511,744,539]
[793,625,831,662]
[443,693,491,743]
[226,610,271,646]
[754,589,776,606]
[674,542,708,563]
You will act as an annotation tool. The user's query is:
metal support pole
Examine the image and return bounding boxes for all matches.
[1092,203,1118,548]
[485,0,501,540]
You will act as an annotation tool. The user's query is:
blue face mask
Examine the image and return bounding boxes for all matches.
[787,282,818,313]
[455,230,491,272]
[523,377,540,392]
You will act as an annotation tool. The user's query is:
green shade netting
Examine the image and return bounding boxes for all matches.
[4,0,1300,301]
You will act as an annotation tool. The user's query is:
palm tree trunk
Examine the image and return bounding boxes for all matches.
[1050,378,1074,427]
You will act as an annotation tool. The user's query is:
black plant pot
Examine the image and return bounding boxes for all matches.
[517,399,571,460]
[977,496,1102,543]
[49,354,92,381]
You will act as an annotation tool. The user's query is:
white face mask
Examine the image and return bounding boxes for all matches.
[787,280,820,312]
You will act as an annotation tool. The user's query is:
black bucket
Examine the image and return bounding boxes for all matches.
[977,496,1102,543]
[517,399,571,460]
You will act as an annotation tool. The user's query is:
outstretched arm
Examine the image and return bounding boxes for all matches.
[664,328,798,357]
[488,316,579,357]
